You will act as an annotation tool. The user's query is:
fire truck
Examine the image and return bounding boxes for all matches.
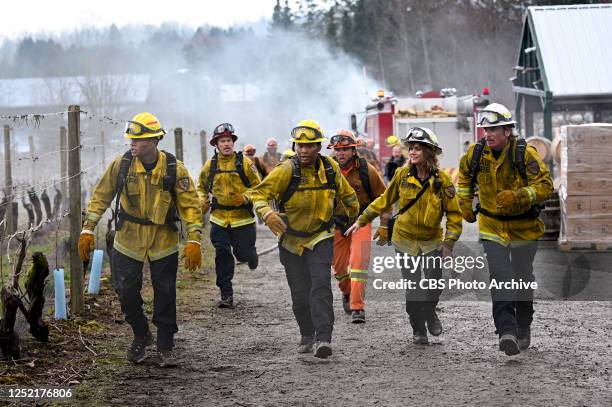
[351,88,491,174]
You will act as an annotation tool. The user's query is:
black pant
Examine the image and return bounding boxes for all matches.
[482,240,538,337]
[210,222,257,298]
[279,238,334,343]
[111,248,178,350]
[399,249,443,332]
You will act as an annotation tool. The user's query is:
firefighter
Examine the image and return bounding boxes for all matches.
[281,148,296,161]
[457,103,552,356]
[78,112,202,367]
[244,144,268,179]
[247,119,359,358]
[328,130,388,323]
[197,123,261,309]
[261,137,282,173]
[347,127,462,344]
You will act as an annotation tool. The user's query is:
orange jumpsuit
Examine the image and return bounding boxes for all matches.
[332,157,388,311]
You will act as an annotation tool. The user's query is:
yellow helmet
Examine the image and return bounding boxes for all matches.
[386,135,400,147]
[290,119,326,143]
[281,149,296,161]
[124,112,166,139]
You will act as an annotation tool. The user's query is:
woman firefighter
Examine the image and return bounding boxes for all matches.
[346,127,462,344]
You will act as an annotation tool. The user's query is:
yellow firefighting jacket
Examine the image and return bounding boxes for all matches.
[83,151,202,262]
[358,166,463,255]
[248,155,359,255]
[197,152,261,228]
[457,138,553,243]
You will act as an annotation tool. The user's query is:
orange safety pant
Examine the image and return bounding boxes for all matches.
[332,223,372,311]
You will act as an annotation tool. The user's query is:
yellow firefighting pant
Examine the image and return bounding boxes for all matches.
[332,224,372,311]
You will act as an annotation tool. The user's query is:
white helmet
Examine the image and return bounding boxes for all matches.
[477,103,516,128]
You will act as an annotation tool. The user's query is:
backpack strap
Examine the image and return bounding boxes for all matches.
[113,151,134,229]
[278,156,301,212]
[206,152,218,194]
[358,157,374,203]
[515,138,528,184]
[469,138,487,188]
[235,151,252,188]
[320,155,336,190]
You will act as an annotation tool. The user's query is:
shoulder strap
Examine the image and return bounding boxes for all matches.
[395,181,430,217]
[320,155,336,190]
[161,150,177,201]
[113,151,133,228]
[358,157,374,201]
[278,156,301,212]
[206,152,218,193]
[515,138,528,184]
[469,138,487,187]
[235,151,251,188]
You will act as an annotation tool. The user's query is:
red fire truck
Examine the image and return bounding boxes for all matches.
[352,88,491,173]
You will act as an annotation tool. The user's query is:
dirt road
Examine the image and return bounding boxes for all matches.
[71,225,611,407]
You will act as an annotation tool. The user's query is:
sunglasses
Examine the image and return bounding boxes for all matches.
[291,126,322,141]
[124,121,165,137]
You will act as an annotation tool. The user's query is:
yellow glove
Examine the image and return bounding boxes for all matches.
[373,226,389,246]
[78,232,95,262]
[264,211,287,236]
[200,199,210,214]
[228,192,248,206]
[461,208,477,223]
[183,241,201,271]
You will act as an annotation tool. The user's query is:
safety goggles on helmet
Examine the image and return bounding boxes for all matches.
[124,121,166,137]
[404,127,428,142]
[291,126,322,141]
[329,134,356,147]
[477,110,512,126]
[214,123,235,136]
[244,148,256,154]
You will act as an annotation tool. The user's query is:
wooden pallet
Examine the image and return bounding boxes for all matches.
[558,241,612,252]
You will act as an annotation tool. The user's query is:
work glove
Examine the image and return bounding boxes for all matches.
[183,241,202,271]
[228,192,248,206]
[200,199,210,214]
[78,231,95,262]
[264,211,287,236]
[496,189,519,209]
[373,226,389,246]
[461,208,477,223]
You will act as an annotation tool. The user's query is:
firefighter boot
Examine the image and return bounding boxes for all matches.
[297,335,314,354]
[426,311,443,336]
[351,310,365,324]
[314,341,332,359]
[499,334,520,356]
[517,327,531,350]
[157,348,178,368]
[342,294,351,315]
[127,331,154,363]
[217,295,234,309]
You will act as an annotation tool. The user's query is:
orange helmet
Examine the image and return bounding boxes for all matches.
[327,129,361,149]
[244,144,256,154]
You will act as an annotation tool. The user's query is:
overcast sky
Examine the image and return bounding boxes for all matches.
[0,0,277,39]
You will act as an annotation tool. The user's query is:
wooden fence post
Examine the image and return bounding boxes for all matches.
[174,127,184,162]
[3,125,13,236]
[200,130,207,166]
[68,105,83,316]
